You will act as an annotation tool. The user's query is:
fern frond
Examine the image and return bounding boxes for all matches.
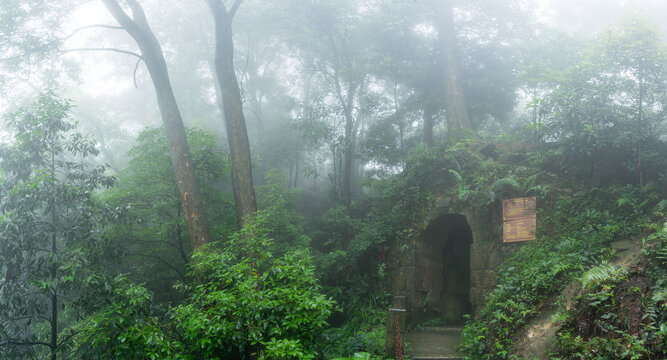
[616,197,631,207]
[449,169,463,182]
[491,177,520,193]
[581,262,628,289]
[657,199,667,211]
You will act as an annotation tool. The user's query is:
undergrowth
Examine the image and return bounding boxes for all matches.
[460,185,660,360]
[319,295,390,359]
[552,224,667,360]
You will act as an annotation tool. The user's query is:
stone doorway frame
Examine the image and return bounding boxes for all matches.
[411,214,472,325]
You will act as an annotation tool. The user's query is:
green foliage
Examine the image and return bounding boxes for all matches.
[68,276,185,360]
[174,213,335,359]
[640,226,667,356]
[305,192,392,357]
[533,17,667,185]
[256,169,310,253]
[102,126,235,301]
[310,200,393,323]
[330,352,372,360]
[320,299,389,359]
[555,333,650,360]
[553,226,667,359]
[581,262,628,290]
[460,185,655,360]
[0,91,114,358]
[70,212,334,359]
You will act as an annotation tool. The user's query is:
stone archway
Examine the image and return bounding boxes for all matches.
[413,214,472,325]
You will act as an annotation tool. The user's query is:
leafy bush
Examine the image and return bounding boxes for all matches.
[68,276,184,360]
[174,213,335,359]
[70,212,334,360]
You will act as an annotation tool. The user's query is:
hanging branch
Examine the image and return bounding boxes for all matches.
[59,47,142,59]
[229,0,245,19]
[59,47,144,87]
[59,24,123,42]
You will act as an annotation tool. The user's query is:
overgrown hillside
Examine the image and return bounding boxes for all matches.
[319,126,666,359]
[459,183,666,360]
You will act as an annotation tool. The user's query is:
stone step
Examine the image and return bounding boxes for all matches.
[404,326,463,360]
[412,326,464,334]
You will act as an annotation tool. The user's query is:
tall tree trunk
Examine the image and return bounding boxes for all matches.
[342,106,353,205]
[205,0,257,224]
[637,58,644,186]
[332,71,358,205]
[432,0,470,137]
[293,152,299,188]
[50,231,57,360]
[423,103,435,146]
[422,66,439,146]
[102,0,210,250]
[49,145,57,360]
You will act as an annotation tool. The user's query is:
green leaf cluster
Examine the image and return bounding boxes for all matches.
[0,91,114,359]
[70,213,335,360]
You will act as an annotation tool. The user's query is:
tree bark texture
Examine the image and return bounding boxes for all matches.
[331,69,359,205]
[205,0,257,224]
[423,103,435,146]
[49,149,57,360]
[422,65,439,146]
[432,0,471,137]
[342,104,354,205]
[102,0,211,250]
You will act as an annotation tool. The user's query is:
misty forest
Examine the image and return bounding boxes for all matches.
[1,0,667,359]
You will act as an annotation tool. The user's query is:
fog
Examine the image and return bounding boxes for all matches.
[3,0,665,179]
[0,0,666,359]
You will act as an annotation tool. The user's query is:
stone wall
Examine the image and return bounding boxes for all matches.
[388,193,523,325]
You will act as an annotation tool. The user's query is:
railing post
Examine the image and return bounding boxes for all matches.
[386,295,406,359]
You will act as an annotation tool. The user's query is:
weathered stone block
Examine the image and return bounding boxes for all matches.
[469,287,491,309]
[470,243,490,270]
[488,246,501,268]
[470,243,500,270]
[471,269,496,289]
[417,252,445,270]
[391,265,416,292]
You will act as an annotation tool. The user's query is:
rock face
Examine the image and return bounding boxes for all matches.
[388,193,522,325]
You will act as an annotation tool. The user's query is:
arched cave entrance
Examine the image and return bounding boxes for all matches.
[413,214,472,325]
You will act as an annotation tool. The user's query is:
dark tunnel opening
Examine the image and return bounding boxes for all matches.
[415,214,472,325]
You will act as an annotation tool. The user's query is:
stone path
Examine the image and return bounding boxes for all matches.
[404,326,463,360]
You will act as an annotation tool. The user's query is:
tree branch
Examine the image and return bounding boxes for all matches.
[133,56,142,88]
[229,0,244,19]
[60,47,142,60]
[205,0,225,21]
[101,0,141,35]
[123,0,152,30]
[60,47,144,87]
[61,24,124,42]
[0,340,51,348]
[57,330,83,347]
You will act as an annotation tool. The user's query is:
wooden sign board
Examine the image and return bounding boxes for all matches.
[503,197,536,243]
[503,218,536,243]
[503,197,536,221]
